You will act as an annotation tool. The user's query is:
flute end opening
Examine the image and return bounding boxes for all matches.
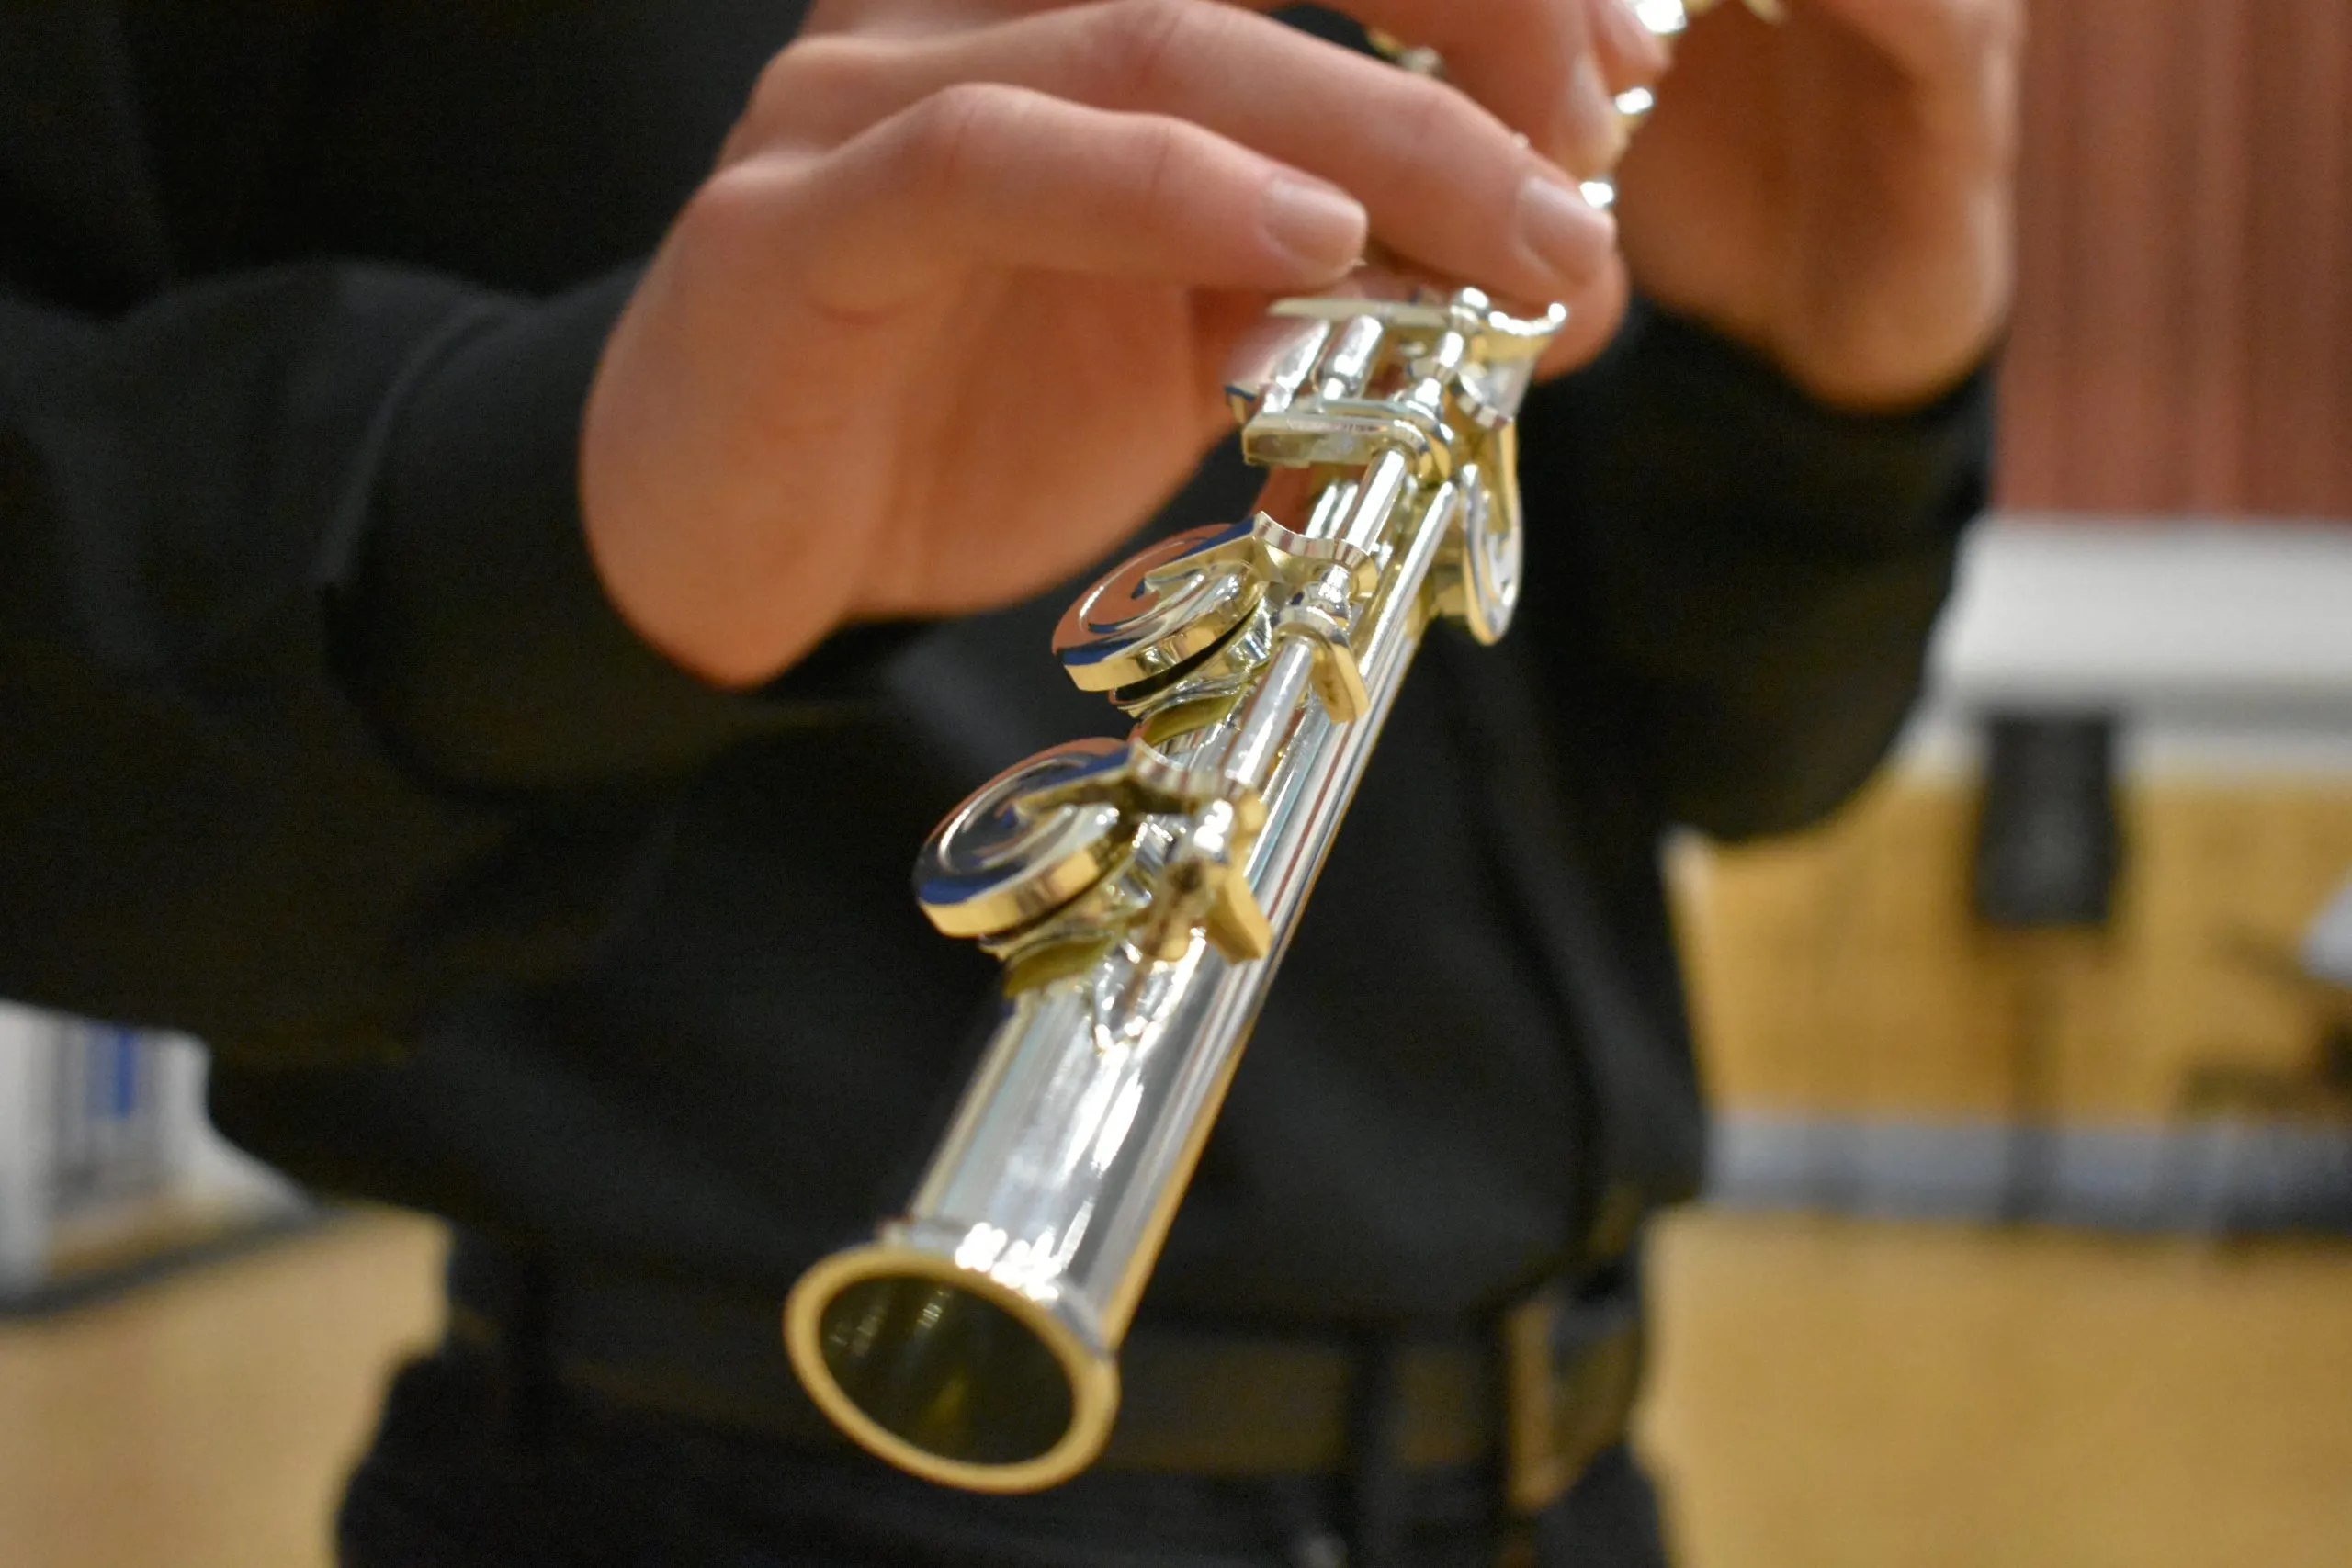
[785,1246,1118,1493]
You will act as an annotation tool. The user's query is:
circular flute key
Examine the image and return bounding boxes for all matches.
[1054,522,1266,694]
[1431,463,1524,645]
[914,739,1136,940]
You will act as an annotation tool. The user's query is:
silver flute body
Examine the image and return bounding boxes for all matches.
[786,286,1560,1493]
[784,0,1764,1495]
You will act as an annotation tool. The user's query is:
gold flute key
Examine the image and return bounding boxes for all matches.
[784,0,1776,1495]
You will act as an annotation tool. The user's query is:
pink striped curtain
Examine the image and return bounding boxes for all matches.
[1997,0,2352,517]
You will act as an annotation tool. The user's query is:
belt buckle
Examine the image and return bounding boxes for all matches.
[1498,1284,1643,1518]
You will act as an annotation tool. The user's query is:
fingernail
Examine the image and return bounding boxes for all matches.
[1516,170,1614,288]
[1603,0,1673,74]
[1560,54,1628,175]
[1262,175,1368,275]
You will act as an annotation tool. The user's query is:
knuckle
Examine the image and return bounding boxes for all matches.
[743,41,822,131]
[768,34,890,105]
[1544,0,1589,51]
[900,81,1023,189]
[667,161,799,304]
[743,45,801,124]
[1441,0,1573,68]
[677,162,773,251]
[1088,0,1210,105]
[1127,116,1193,217]
[1392,76,1485,164]
[736,37,887,155]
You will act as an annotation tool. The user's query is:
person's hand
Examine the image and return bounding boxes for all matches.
[581,0,1666,687]
[1617,0,2020,410]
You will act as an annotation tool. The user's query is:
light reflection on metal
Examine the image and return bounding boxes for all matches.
[782,0,1781,1496]
[786,283,1562,1495]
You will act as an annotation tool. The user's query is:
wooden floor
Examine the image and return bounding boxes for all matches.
[0,1217,442,1568]
[1678,777,2352,1122]
[1643,1213,2352,1568]
[2,1210,2348,1567]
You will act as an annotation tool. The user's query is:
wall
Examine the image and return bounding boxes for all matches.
[1679,776,2352,1122]
[1998,0,2352,516]
[1678,520,2352,1228]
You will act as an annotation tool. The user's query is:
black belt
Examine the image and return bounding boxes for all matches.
[446,1237,1642,1521]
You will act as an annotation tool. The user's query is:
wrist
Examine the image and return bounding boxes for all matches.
[1762,225,2012,413]
[578,276,866,691]
[352,269,795,792]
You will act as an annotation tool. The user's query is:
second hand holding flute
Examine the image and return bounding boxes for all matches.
[785,0,1773,1494]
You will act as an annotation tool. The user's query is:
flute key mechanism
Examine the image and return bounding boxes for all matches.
[787,0,1784,1495]
[1050,513,1377,699]
[914,734,1271,968]
[787,281,1572,1494]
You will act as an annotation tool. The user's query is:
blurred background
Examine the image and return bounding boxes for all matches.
[4,3,2349,1565]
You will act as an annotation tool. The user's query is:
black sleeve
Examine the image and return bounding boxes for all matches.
[0,5,919,1059]
[0,261,865,1063]
[1514,299,1994,841]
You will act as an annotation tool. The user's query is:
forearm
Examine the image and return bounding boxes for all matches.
[0,264,806,1054]
[1515,298,1993,840]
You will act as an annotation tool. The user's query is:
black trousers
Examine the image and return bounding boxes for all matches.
[336,1346,1675,1568]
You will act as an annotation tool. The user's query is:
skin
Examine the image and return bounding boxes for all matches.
[579,0,2020,688]
[1619,0,2022,410]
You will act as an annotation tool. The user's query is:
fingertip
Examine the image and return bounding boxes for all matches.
[1261,174,1369,279]
[1555,52,1631,176]
[1515,167,1618,299]
[1595,0,1674,82]
[1535,257,1631,377]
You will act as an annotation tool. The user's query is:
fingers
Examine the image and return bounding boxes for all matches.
[1778,0,2021,164]
[1537,251,1631,377]
[1231,0,1612,173]
[1585,0,1675,87]
[1297,0,1664,171]
[748,2,1617,308]
[1785,0,2022,85]
[852,0,1675,174]
[721,85,1372,318]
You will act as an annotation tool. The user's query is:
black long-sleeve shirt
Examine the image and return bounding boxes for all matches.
[0,3,1988,1323]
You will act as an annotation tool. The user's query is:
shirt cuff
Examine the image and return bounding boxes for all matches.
[1562,297,1997,558]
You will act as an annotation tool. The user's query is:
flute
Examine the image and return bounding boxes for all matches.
[785,0,1762,1494]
